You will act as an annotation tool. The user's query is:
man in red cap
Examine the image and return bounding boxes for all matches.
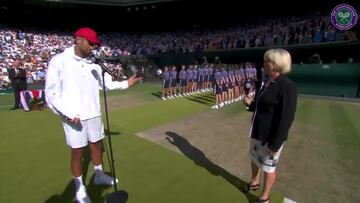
[45,27,141,203]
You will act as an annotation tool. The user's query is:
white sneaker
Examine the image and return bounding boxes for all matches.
[161,96,167,100]
[94,173,119,186]
[76,186,91,203]
[211,105,219,109]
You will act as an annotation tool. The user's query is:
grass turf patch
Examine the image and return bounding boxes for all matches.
[0,84,283,203]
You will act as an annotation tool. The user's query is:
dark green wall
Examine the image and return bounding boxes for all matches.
[148,41,360,66]
[288,63,360,97]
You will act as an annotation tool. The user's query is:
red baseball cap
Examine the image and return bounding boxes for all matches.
[74,27,101,46]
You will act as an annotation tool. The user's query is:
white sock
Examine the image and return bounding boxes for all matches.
[73,175,84,190]
[94,164,103,176]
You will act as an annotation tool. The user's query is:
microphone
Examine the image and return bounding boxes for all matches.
[89,54,114,76]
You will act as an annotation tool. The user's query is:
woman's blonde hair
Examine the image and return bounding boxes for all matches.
[264,49,292,74]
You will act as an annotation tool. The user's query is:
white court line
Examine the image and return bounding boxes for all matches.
[284,197,297,203]
[0,105,13,108]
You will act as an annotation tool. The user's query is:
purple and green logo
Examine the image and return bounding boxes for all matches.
[331,4,358,30]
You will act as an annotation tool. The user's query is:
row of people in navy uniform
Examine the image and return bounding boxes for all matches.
[213,63,257,109]
[160,63,258,109]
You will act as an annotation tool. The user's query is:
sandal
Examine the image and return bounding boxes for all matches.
[241,183,260,192]
[255,197,270,203]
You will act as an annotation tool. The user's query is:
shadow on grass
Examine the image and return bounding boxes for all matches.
[151,92,162,98]
[186,97,213,106]
[182,92,214,106]
[44,180,75,203]
[45,143,128,203]
[165,131,257,203]
[45,177,128,203]
[105,129,121,136]
[185,94,214,106]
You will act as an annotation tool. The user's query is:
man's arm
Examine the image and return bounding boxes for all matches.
[102,70,141,91]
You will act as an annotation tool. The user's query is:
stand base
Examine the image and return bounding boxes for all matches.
[106,190,128,203]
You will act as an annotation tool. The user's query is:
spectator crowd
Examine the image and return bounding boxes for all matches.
[0,13,353,90]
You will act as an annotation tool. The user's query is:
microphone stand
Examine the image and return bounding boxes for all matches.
[100,67,128,203]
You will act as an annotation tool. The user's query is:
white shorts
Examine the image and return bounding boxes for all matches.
[249,138,283,173]
[61,116,104,149]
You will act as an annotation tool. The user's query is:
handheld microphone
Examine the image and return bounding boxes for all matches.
[89,54,114,76]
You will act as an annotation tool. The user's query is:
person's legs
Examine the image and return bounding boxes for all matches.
[89,140,102,166]
[256,144,283,202]
[223,92,227,103]
[162,80,166,99]
[71,147,85,177]
[212,94,220,109]
[258,171,276,201]
[235,86,239,99]
[250,161,261,185]
[216,94,220,105]
[14,89,20,108]
[71,147,91,203]
[240,87,245,98]
[62,118,90,203]
[90,140,115,184]
[166,88,170,97]
[87,117,118,186]
[162,88,166,97]
[244,139,262,193]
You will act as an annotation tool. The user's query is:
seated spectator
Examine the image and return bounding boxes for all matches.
[313,28,323,43]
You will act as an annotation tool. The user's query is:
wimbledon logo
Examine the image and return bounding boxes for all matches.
[331,4,358,30]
